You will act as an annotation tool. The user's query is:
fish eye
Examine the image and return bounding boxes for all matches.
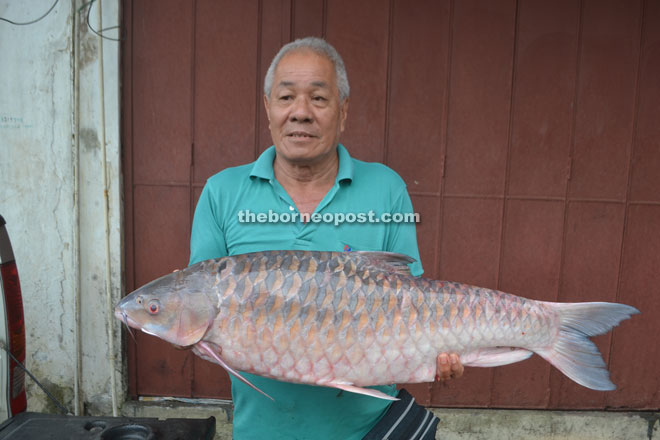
[147,300,160,315]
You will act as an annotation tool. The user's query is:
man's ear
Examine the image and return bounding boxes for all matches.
[263,94,271,126]
[339,98,349,133]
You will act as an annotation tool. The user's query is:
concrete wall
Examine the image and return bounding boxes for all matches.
[0,0,122,415]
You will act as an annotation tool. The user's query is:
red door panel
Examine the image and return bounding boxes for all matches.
[493,199,564,407]
[326,0,391,163]
[444,0,516,197]
[387,0,450,195]
[568,0,642,201]
[630,0,660,203]
[607,205,660,409]
[123,0,659,409]
[193,0,260,182]
[132,0,193,185]
[133,185,193,396]
[507,0,579,199]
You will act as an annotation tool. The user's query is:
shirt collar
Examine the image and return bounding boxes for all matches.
[249,144,354,183]
[249,146,276,180]
[335,144,354,183]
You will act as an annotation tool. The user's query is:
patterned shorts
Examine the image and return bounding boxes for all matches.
[362,389,439,440]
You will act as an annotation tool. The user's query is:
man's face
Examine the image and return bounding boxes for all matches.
[264,49,349,166]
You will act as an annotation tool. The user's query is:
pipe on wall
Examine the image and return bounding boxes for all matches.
[72,0,83,416]
[95,0,119,417]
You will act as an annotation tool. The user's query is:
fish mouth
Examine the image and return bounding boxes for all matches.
[114,308,181,344]
[114,308,140,329]
[115,309,139,342]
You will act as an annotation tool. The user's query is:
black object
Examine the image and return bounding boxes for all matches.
[0,412,216,440]
[362,389,439,440]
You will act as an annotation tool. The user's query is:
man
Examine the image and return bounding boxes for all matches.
[190,37,463,439]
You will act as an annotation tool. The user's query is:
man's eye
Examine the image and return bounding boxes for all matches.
[279,95,293,101]
[312,96,327,101]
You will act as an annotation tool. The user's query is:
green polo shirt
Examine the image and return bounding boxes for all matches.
[190,144,423,440]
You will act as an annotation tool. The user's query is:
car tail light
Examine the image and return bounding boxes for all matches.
[0,216,27,416]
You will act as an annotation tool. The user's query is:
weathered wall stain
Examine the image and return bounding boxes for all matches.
[640,413,659,440]
[79,127,100,151]
[78,34,98,69]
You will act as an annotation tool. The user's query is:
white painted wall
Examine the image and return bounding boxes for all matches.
[0,0,122,415]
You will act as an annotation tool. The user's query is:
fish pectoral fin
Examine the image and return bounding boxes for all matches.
[461,347,533,367]
[326,381,399,401]
[195,341,274,401]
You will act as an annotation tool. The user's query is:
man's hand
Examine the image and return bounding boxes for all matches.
[435,352,463,382]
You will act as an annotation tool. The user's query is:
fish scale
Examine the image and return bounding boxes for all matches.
[116,250,639,400]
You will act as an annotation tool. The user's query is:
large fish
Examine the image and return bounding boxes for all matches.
[115,250,638,400]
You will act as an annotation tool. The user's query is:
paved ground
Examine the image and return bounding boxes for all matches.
[122,400,659,439]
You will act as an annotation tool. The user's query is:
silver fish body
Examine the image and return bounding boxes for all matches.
[116,250,639,399]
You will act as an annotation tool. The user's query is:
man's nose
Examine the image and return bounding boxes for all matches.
[289,97,313,122]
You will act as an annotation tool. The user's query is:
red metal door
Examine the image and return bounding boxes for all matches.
[122,0,660,409]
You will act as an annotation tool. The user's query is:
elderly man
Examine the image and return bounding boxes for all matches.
[190,37,463,440]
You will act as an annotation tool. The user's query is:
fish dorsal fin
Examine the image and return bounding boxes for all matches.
[353,251,416,276]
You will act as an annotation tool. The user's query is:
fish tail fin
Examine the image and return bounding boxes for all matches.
[536,302,639,391]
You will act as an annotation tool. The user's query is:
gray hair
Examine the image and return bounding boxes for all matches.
[264,37,350,102]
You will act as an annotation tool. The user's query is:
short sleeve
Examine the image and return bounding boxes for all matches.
[385,186,424,277]
[189,183,228,265]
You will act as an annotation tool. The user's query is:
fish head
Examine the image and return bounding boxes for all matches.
[115,265,216,347]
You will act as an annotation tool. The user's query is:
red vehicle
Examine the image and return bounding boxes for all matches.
[0,215,27,423]
[0,215,215,439]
